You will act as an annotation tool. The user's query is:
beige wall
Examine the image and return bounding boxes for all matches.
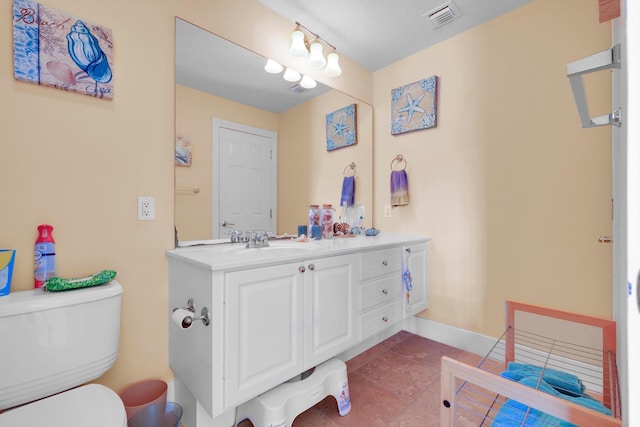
[1,0,612,395]
[1,0,372,393]
[373,0,613,337]
[2,0,177,391]
[278,92,373,234]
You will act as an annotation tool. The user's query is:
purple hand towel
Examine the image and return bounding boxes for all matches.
[340,176,355,206]
[390,170,409,206]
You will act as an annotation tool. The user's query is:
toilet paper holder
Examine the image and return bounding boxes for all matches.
[173,298,210,328]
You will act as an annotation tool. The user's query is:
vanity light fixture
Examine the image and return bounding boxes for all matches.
[283,67,301,82]
[307,42,326,69]
[324,52,342,77]
[289,29,308,57]
[263,60,316,89]
[289,22,342,77]
[264,59,283,74]
[299,75,317,89]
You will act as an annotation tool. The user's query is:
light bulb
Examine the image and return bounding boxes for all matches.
[283,67,301,82]
[307,42,326,69]
[324,52,342,77]
[289,30,308,57]
[300,75,317,89]
[264,59,283,74]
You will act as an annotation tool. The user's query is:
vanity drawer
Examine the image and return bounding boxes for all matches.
[359,300,403,341]
[358,248,401,281]
[358,275,401,312]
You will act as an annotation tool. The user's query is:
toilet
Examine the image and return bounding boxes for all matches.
[0,280,127,427]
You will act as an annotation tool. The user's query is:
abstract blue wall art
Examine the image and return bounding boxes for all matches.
[326,104,357,151]
[12,0,114,100]
[391,76,438,135]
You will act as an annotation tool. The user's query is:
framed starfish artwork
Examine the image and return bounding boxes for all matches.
[391,76,438,135]
[326,104,357,151]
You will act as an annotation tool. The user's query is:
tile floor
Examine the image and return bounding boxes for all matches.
[237,330,482,427]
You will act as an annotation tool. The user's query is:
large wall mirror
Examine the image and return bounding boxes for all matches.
[175,17,373,244]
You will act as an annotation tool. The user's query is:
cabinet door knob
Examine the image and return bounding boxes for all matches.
[405,247,412,253]
[382,316,389,322]
[382,289,388,295]
[382,260,388,266]
[308,264,315,271]
[299,266,306,273]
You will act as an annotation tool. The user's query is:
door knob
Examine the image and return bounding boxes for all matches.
[221,220,235,227]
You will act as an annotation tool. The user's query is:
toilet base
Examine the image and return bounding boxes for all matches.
[235,358,351,427]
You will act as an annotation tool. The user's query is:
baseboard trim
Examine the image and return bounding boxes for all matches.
[402,316,497,357]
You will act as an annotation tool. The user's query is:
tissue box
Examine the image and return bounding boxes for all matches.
[0,250,16,296]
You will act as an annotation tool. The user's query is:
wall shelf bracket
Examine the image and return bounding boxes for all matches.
[567,44,621,128]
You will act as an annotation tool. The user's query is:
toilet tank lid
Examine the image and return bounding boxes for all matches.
[0,280,122,318]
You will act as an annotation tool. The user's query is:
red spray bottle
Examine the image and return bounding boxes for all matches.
[34,224,56,288]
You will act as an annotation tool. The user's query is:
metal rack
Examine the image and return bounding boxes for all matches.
[441,301,621,426]
[567,44,622,128]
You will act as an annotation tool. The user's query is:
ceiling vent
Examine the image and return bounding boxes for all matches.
[289,84,308,93]
[424,1,460,28]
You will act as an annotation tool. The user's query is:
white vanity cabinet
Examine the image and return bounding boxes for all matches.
[223,255,356,408]
[168,233,429,422]
[356,247,403,340]
[402,242,429,317]
[303,255,356,367]
[223,262,304,407]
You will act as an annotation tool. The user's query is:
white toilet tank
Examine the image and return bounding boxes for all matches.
[0,280,122,410]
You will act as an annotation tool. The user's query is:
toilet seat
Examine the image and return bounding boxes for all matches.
[0,384,127,427]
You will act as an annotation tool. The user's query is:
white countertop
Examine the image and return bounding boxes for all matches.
[167,232,430,271]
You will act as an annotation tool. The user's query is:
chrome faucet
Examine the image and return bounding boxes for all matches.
[246,231,271,248]
[227,229,248,244]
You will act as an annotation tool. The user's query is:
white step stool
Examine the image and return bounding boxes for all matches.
[235,358,351,427]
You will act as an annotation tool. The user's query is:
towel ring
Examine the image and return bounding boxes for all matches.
[343,162,356,177]
[390,154,407,171]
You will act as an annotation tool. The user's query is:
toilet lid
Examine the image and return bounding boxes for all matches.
[0,384,127,427]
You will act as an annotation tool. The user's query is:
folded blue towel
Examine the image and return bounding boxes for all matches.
[492,372,612,426]
[492,378,577,426]
[340,176,355,207]
[501,362,585,397]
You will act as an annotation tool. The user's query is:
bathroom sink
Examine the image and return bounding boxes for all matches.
[249,240,321,251]
[216,240,321,254]
[267,240,320,249]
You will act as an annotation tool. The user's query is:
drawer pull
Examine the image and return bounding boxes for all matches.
[382,316,389,322]
[382,289,389,295]
[308,264,315,271]
[299,266,306,273]
[382,260,388,266]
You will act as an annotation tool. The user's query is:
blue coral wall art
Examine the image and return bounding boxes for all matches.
[391,76,438,135]
[326,104,357,151]
[13,0,114,100]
